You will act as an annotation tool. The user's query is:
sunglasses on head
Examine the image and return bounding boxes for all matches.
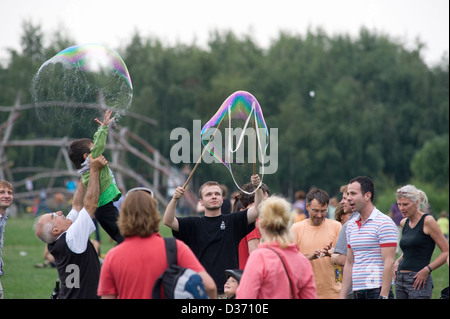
[126,187,154,197]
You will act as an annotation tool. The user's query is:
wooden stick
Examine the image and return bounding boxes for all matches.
[183,116,225,189]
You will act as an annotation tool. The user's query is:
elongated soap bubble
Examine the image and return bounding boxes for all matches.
[201,91,269,194]
[31,43,133,137]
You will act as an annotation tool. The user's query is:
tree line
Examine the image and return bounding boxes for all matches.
[0,21,448,205]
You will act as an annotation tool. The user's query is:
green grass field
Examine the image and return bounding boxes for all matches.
[1,214,448,299]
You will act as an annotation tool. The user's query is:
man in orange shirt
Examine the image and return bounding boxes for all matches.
[290,188,342,299]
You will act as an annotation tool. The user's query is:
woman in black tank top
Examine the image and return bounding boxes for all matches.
[393,185,449,299]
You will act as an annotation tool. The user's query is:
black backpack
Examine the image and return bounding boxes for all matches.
[152,237,208,299]
[440,286,449,299]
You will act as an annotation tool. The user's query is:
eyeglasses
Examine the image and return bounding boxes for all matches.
[126,187,154,197]
[51,212,60,229]
[310,209,328,214]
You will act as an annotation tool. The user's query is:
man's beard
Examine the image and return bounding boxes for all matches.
[204,204,222,210]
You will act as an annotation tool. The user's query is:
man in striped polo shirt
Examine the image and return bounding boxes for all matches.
[339,176,398,299]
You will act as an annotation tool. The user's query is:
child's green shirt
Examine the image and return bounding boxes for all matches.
[81,125,121,207]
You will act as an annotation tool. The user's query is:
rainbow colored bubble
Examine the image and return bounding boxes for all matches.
[201,91,269,194]
[32,43,133,137]
[45,44,133,90]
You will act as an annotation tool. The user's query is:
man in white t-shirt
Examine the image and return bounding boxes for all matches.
[35,155,107,299]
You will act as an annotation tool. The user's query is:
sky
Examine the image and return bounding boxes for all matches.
[0,0,448,67]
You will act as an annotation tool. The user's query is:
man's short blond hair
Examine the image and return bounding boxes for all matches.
[198,181,221,199]
[0,180,14,192]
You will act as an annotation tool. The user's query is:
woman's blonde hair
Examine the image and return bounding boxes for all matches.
[118,191,161,238]
[396,184,428,210]
[258,196,294,248]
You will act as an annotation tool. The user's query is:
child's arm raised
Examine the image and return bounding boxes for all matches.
[94,109,113,126]
[91,110,112,158]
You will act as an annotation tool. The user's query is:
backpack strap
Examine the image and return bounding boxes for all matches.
[152,237,178,299]
[164,237,178,266]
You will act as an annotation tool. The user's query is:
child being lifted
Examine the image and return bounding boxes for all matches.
[69,110,123,243]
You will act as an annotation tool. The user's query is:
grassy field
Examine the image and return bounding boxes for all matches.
[1,214,448,299]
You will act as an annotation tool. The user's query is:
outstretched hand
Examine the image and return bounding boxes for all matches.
[94,110,113,126]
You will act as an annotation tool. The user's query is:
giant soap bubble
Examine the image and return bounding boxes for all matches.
[31,43,133,137]
[201,91,269,194]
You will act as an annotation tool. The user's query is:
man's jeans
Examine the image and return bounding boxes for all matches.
[352,286,394,299]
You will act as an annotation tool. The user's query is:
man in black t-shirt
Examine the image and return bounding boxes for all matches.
[164,175,263,296]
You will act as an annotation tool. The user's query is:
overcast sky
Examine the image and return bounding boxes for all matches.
[0,0,448,66]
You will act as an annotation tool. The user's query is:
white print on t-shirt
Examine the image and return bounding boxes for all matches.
[65,264,80,288]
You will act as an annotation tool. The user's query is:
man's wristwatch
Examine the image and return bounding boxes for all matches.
[378,295,388,299]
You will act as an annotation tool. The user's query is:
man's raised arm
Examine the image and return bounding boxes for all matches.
[247,174,263,225]
[71,178,86,213]
[163,186,184,232]
[84,155,107,218]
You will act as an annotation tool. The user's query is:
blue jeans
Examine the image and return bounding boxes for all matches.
[352,287,394,299]
[395,271,433,299]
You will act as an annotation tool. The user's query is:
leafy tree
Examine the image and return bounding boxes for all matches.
[411,134,449,187]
